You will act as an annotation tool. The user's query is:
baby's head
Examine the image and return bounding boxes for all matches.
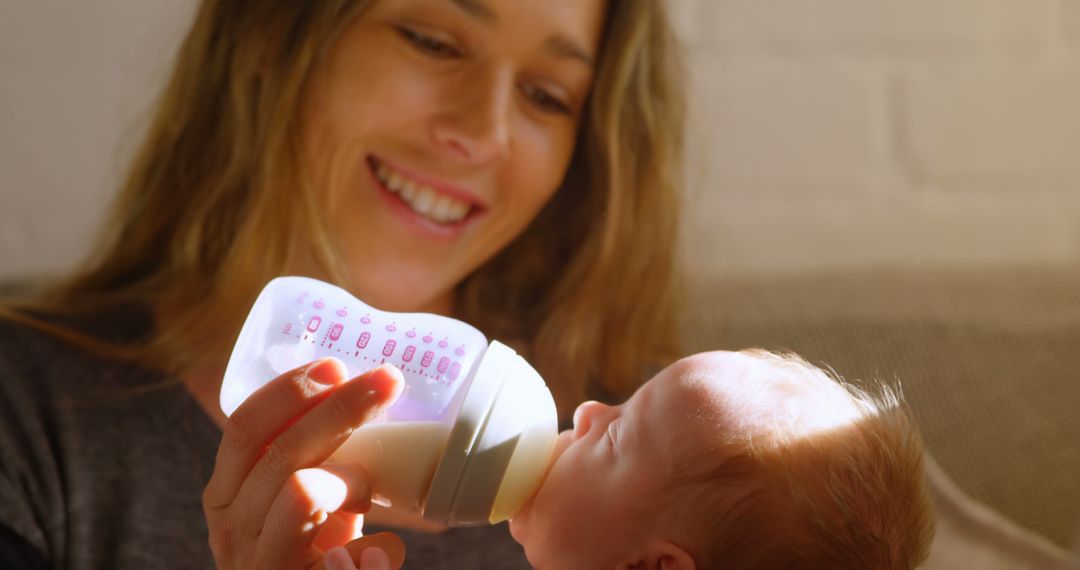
[509,349,935,569]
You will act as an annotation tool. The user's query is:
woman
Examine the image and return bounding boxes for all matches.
[0,0,685,568]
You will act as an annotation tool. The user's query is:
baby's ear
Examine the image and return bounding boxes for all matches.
[616,540,696,570]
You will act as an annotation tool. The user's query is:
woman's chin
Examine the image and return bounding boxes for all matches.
[347,277,455,315]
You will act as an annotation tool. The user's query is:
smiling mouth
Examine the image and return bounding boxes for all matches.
[368,157,479,226]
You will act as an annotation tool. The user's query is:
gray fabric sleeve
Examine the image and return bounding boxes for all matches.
[0,523,49,570]
[0,331,62,565]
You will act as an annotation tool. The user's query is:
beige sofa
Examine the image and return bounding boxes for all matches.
[680,266,1079,568]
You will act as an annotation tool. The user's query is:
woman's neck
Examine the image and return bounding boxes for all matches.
[154,298,229,428]
[182,365,229,428]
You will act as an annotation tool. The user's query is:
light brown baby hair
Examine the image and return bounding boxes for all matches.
[670,350,935,569]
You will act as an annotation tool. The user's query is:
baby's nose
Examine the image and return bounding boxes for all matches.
[572,401,608,440]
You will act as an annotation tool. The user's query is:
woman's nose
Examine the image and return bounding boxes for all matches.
[429,67,512,165]
[572,401,611,440]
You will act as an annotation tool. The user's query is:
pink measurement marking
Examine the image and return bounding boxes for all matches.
[449,362,462,381]
[281,323,293,335]
[421,350,434,368]
[437,356,450,374]
[402,346,416,362]
[382,340,397,357]
[361,315,372,325]
[296,292,308,304]
[438,338,449,348]
[455,346,466,356]
[314,299,325,309]
[336,307,348,317]
[329,323,344,341]
[406,329,417,338]
[423,334,433,343]
[306,316,322,333]
[356,331,371,349]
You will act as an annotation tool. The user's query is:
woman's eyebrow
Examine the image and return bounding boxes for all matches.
[449,0,496,23]
[544,35,595,69]
[448,0,595,69]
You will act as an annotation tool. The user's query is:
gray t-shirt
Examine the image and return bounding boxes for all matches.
[0,314,531,569]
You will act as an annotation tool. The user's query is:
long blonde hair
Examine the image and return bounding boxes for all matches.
[3,0,686,417]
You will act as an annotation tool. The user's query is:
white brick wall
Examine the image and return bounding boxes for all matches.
[1068,2,1080,44]
[1,1,1077,280]
[678,0,1080,275]
[0,1,196,279]
[686,0,1056,53]
[903,67,1080,185]
[690,58,883,190]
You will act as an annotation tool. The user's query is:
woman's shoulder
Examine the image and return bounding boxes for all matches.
[0,306,218,569]
[0,311,91,374]
[0,304,157,401]
[0,313,68,395]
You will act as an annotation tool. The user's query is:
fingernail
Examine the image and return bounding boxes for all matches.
[324,546,356,570]
[364,365,404,400]
[360,546,390,570]
[307,358,347,385]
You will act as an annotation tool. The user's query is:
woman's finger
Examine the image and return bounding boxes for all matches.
[317,462,374,514]
[311,534,406,570]
[204,358,349,511]
[323,546,358,570]
[313,510,364,554]
[232,365,402,539]
[349,534,405,570]
[359,545,392,570]
[306,463,373,552]
[257,468,350,568]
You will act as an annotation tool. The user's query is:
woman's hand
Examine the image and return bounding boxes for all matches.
[203,358,406,569]
[320,544,395,570]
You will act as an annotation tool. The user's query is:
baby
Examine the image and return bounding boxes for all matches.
[508,349,936,569]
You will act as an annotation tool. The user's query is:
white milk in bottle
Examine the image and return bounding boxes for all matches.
[326,421,451,510]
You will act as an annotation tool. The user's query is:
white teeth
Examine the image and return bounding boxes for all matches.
[413,187,436,215]
[387,171,403,191]
[430,196,453,222]
[448,202,469,221]
[373,159,471,225]
[400,181,418,202]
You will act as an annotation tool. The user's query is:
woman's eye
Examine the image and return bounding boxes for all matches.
[522,83,572,116]
[398,26,461,58]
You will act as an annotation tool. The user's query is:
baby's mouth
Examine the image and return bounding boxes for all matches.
[367,156,480,226]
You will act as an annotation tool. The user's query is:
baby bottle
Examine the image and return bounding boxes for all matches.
[219,276,557,527]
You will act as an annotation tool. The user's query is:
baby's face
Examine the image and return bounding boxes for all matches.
[509,350,865,569]
[509,353,727,569]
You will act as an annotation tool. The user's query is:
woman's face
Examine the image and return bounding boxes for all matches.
[300,0,607,313]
